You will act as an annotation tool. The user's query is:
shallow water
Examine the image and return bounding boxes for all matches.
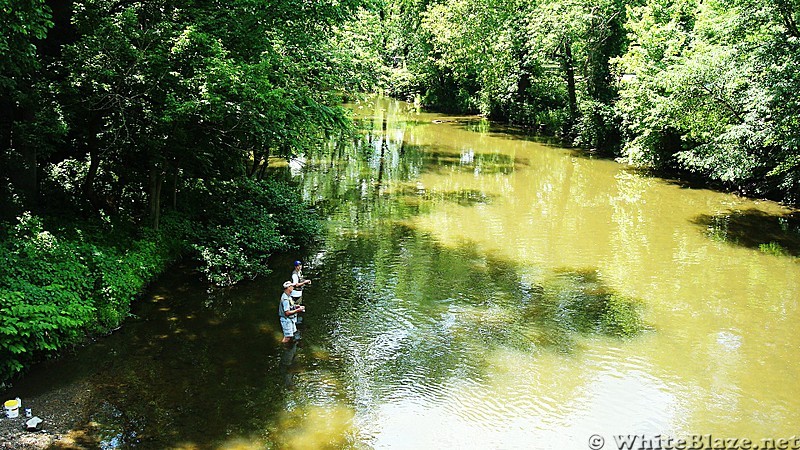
[10,97,800,449]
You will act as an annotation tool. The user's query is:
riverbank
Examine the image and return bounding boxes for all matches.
[0,213,185,387]
[0,378,90,449]
[0,177,322,388]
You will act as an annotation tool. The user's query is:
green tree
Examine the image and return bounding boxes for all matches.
[0,1,55,215]
[364,0,629,143]
[35,0,365,229]
[616,0,800,201]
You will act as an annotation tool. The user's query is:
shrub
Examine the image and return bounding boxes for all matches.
[574,99,622,153]
[0,213,185,384]
[183,178,321,285]
[0,176,320,383]
[759,241,789,257]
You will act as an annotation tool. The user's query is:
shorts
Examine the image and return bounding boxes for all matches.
[280,317,297,337]
[291,294,303,305]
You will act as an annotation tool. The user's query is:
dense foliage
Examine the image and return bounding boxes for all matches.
[0,213,183,383]
[354,0,800,203]
[0,0,363,384]
[0,176,318,384]
[183,178,321,286]
[1,0,365,224]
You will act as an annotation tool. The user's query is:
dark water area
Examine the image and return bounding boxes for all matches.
[5,96,800,449]
[10,259,330,448]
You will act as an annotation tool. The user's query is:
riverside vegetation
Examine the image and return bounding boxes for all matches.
[2,0,798,385]
[0,0,344,385]
[0,178,320,385]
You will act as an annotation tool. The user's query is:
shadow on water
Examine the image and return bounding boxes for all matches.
[530,268,648,345]
[12,262,305,449]
[307,103,650,371]
[315,219,647,371]
[452,120,570,147]
[694,209,800,258]
[354,138,526,176]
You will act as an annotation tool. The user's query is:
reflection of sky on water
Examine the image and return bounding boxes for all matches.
[561,372,680,442]
[288,156,306,176]
[361,351,680,449]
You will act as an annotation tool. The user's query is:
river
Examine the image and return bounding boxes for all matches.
[8,96,800,449]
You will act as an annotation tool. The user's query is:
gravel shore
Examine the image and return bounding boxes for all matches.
[0,379,91,450]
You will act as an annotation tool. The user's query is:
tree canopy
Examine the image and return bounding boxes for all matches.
[2,0,800,209]
[1,0,366,225]
[359,0,800,203]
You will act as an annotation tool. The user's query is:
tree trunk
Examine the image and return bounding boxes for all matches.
[82,113,103,207]
[148,163,164,231]
[562,38,578,136]
[776,0,799,37]
[168,161,179,210]
[257,157,268,180]
[9,103,38,209]
[84,149,100,206]
[249,150,261,178]
[0,93,14,219]
[155,170,163,229]
[256,146,271,180]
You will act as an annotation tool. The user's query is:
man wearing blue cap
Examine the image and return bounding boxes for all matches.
[291,260,311,323]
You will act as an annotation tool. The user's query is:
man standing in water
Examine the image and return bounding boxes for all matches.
[279,281,304,343]
[290,260,311,323]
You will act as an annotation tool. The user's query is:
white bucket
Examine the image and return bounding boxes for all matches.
[4,398,20,418]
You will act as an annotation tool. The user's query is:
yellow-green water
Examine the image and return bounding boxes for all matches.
[8,96,800,449]
[305,97,800,449]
